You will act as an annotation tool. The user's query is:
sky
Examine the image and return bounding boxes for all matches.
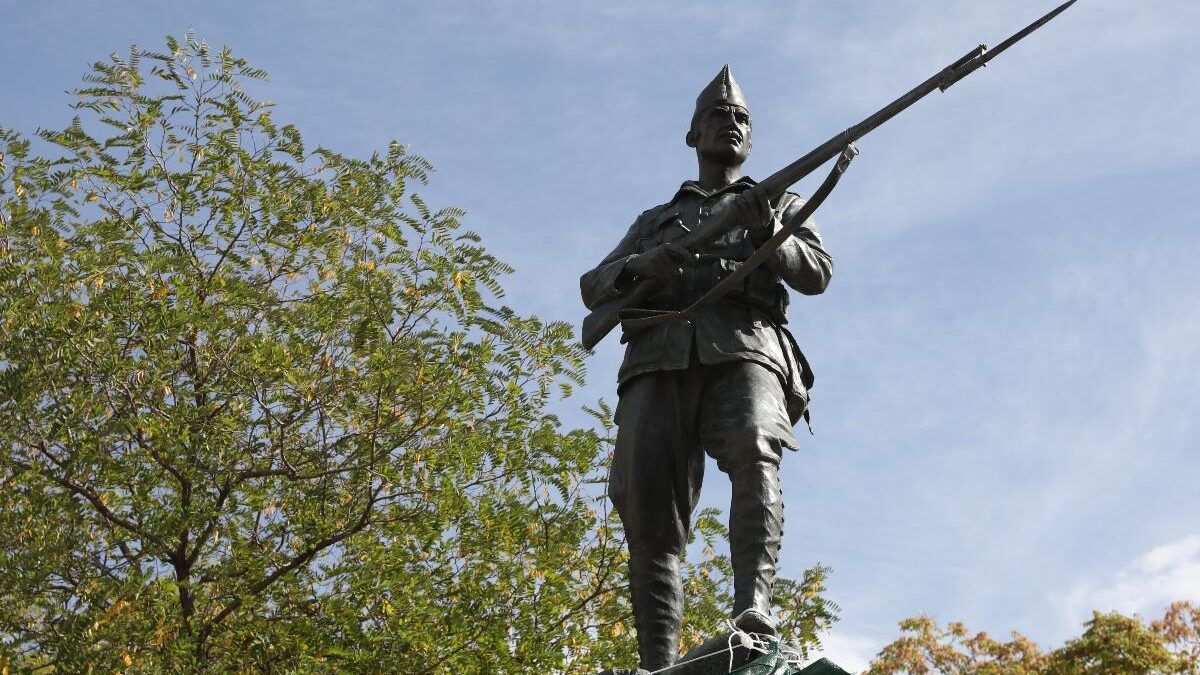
[4,0,1199,670]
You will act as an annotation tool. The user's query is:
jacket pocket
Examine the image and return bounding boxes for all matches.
[621,325,667,368]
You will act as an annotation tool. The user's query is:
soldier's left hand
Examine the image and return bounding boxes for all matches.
[733,186,776,241]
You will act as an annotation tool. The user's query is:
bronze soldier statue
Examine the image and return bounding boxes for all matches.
[579,4,1082,672]
[581,65,831,671]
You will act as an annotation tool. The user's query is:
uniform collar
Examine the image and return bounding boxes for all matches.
[671,175,756,203]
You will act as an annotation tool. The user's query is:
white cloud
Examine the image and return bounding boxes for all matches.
[1053,535,1200,628]
[809,631,881,675]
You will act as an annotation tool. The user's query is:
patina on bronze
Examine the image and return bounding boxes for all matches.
[581,3,1079,672]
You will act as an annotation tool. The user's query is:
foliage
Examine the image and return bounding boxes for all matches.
[1154,602,1200,675]
[867,602,1200,675]
[0,34,836,673]
[1045,611,1177,675]
[867,614,1046,675]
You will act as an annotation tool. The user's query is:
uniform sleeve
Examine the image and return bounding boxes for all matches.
[764,193,833,295]
[580,214,645,311]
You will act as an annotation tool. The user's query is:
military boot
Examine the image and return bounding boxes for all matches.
[728,460,784,636]
[628,550,684,671]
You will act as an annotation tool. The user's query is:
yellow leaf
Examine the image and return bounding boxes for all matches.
[14,185,24,197]
[88,194,99,202]
[123,652,133,666]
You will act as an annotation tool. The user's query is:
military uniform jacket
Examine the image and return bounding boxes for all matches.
[580,177,833,424]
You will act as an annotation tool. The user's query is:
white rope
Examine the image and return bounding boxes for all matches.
[778,641,806,669]
[642,621,775,675]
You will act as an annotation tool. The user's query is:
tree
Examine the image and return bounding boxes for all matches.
[867,602,1200,675]
[1045,612,1176,675]
[867,615,1046,675]
[1154,602,1200,675]
[0,34,836,673]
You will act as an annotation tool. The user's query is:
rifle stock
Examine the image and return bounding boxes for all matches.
[581,281,658,350]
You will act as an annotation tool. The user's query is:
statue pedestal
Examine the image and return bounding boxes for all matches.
[599,632,852,675]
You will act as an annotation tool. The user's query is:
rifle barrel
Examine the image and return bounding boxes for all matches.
[685,0,1079,252]
[580,0,1081,350]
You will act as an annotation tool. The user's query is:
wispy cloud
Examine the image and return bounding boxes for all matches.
[1052,535,1200,628]
[814,630,881,674]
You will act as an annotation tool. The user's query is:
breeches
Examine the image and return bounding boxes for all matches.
[610,360,795,554]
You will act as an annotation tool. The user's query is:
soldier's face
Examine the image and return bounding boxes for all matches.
[690,104,752,167]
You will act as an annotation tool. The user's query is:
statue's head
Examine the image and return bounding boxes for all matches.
[686,65,752,168]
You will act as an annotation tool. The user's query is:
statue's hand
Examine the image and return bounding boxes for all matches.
[733,186,776,242]
[625,241,693,281]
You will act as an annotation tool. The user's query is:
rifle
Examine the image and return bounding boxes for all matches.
[581,0,1079,351]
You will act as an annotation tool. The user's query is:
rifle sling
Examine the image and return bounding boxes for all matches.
[618,144,858,332]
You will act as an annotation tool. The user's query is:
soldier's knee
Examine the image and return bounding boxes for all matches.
[711,432,785,475]
[607,475,633,528]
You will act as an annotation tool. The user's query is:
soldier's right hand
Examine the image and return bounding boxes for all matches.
[625,241,694,280]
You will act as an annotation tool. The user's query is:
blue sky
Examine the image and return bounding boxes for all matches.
[5,0,1199,670]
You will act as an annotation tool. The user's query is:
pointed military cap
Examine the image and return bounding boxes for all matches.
[694,64,748,118]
